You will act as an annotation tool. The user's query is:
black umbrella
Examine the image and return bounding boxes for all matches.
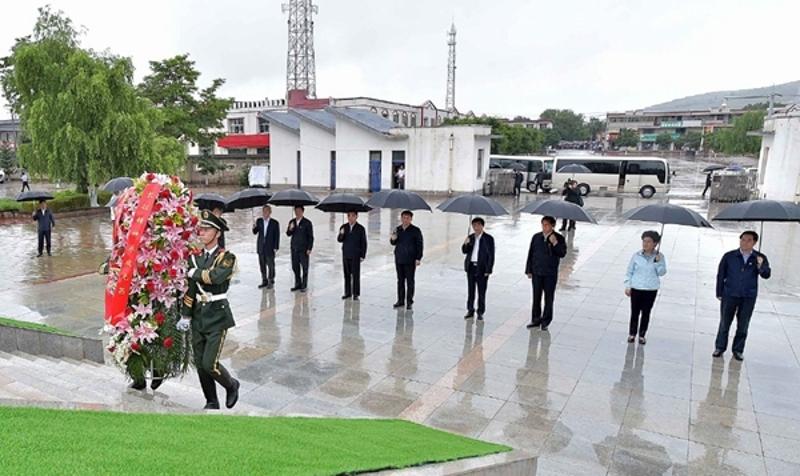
[101,177,134,193]
[520,199,597,223]
[508,162,527,171]
[557,164,592,174]
[702,165,726,173]
[316,193,372,213]
[16,191,54,202]
[366,189,431,211]
[268,188,319,207]
[437,194,508,216]
[194,193,227,211]
[226,188,272,210]
[712,200,800,251]
[623,203,713,249]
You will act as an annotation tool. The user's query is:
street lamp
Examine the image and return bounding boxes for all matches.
[448,133,455,194]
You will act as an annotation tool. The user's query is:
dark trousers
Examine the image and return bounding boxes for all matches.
[513,185,521,196]
[258,252,275,285]
[560,219,576,230]
[531,274,558,326]
[21,181,30,192]
[37,230,51,255]
[343,257,361,297]
[629,289,658,337]
[395,262,416,304]
[466,263,488,314]
[192,328,236,405]
[715,296,756,354]
[291,248,309,288]
[702,184,710,198]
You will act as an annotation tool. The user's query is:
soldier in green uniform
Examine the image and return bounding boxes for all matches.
[177,210,240,410]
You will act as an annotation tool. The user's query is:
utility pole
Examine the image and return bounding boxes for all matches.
[282,0,318,98]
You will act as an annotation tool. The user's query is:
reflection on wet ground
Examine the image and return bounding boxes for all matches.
[2,157,799,474]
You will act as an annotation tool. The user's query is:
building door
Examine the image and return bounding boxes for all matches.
[391,150,405,189]
[369,151,382,192]
[330,151,336,190]
[296,151,302,188]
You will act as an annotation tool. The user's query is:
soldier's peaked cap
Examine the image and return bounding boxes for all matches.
[199,210,229,232]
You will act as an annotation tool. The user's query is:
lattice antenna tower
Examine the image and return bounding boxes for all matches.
[282,0,318,98]
[445,22,457,112]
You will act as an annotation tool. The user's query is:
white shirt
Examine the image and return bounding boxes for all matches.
[263,218,270,236]
[204,245,218,262]
[471,233,481,263]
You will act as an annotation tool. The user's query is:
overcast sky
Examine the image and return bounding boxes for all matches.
[2,0,798,120]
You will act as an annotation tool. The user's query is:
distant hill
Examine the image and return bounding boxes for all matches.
[645,80,800,112]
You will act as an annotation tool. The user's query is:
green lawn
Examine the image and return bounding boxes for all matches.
[1,406,510,475]
[0,316,75,336]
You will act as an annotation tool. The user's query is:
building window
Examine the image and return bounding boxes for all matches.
[424,117,430,127]
[477,149,484,179]
[381,109,389,118]
[392,111,399,123]
[227,148,247,155]
[228,118,245,134]
[258,117,270,133]
[256,148,269,155]
[411,113,417,126]
[402,112,408,126]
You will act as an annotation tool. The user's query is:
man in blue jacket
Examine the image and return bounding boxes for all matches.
[713,231,771,361]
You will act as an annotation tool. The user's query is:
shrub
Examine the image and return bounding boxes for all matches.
[239,165,251,187]
[0,198,21,212]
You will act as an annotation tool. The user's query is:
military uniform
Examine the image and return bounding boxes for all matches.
[180,211,240,409]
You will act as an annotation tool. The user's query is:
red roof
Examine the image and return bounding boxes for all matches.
[217,134,269,149]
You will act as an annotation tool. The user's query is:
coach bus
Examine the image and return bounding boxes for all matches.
[551,156,670,198]
[489,155,555,192]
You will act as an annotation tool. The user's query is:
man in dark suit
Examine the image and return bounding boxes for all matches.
[32,200,55,257]
[461,217,495,320]
[337,211,367,300]
[390,210,424,310]
[252,205,280,289]
[525,215,567,331]
[286,205,313,292]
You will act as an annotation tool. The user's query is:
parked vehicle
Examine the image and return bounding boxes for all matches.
[552,156,670,198]
[489,155,554,192]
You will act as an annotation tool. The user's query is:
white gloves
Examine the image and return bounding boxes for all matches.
[176,318,191,332]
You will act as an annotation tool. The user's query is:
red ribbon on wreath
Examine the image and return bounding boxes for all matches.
[104,182,162,326]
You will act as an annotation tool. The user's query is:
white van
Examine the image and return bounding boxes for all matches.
[552,156,671,198]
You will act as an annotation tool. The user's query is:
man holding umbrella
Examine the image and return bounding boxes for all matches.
[525,216,567,331]
[390,210,423,310]
[32,200,55,257]
[252,205,280,289]
[713,231,771,361]
[338,211,367,300]
[286,206,314,292]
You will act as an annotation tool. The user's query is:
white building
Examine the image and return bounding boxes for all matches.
[263,107,491,193]
[756,107,800,201]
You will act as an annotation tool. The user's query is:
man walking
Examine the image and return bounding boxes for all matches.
[252,205,280,289]
[513,170,524,197]
[286,205,314,292]
[713,231,771,361]
[462,217,495,320]
[560,180,583,231]
[32,200,55,257]
[525,216,567,331]
[20,170,30,192]
[338,211,367,300]
[390,210,423,310]
[177,211,240,410]
[702,172,713,198]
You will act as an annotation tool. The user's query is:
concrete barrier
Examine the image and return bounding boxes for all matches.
[0,325,104,363]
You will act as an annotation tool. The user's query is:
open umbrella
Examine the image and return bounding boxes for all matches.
[195,193,227,211]
[519,199,597,223]
[702,165,726,173]
[101,177,134,194]
[508,162,527,171]
[437,194,508,216]
[366,189,431,211]
[712,200,800,251]
[316,193,372,213]
[623,203,713,249]
[557,164,592,174]
[226,188,272,210]
[16,191,54,202]
[268,188,319,207]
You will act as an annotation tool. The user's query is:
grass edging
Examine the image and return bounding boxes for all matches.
[0,316,75,336]
[0,317,104,363]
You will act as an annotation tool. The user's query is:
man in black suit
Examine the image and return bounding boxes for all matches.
[461,217,495,320]
[32,200,55,257]
[337,211,367,300]
[286,205,313,292]
[525,215,567,331]
[390,210,423,310]
[252,205,280,289]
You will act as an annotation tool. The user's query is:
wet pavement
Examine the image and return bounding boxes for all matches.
[2,156,800,474]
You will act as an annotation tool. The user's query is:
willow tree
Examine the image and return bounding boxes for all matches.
[1,7,183,191]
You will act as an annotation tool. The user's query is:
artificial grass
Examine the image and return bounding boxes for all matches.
[0,316,75,337]
[0,406,510,475]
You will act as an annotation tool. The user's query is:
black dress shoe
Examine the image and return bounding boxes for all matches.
[129,380,146,391]
[526,320,541,329]
[342,295,352,300]
[258,282,268,289]
[477,313,484,321]
[300,287,308,293]
[392,302,405,308]
[291,286,300,291]
[203,402,220,410]
[712,350,723,358]
[352,296,359,301]
[464,311,475,319]
[406,303,413,310]
[540,324,550,331]
[266,283,274,289]
[733,352,744,361]
[226,379,240,409]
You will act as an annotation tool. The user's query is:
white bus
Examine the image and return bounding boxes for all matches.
[552,156,671,198]
[489,155,555,192]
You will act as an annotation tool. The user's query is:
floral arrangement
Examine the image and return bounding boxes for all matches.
[103,172,199,382]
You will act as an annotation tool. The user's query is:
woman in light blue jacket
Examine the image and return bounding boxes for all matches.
[624,230,667,344]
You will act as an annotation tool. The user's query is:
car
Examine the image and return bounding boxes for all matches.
[0,169,6,184]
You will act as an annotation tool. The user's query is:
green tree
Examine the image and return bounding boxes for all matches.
[540,109,588,141]
[138,54,232,148]
[587,117,606,141]
[706,111,764,155]
[683,131,703,150]
[1,7,182,192]
[655,132,673,149]
[0,143,15,171]
[496,124,543,155]
[542,128,561,147]
[615,129,639,148]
